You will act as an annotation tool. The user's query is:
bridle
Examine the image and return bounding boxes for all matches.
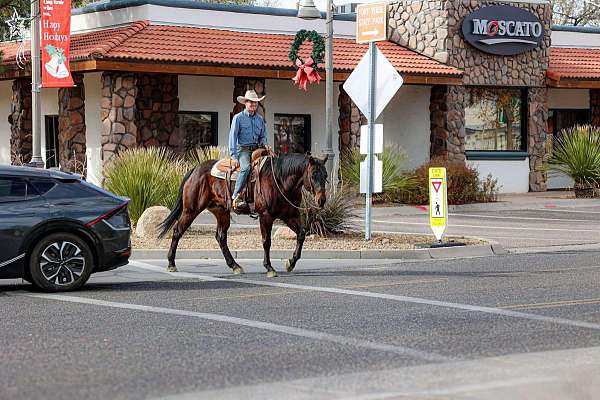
[268,156,319,211]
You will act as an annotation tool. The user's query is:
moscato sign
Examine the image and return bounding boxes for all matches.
[461,6,544,56]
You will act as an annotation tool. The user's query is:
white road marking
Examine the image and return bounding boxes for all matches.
[540,208,600,214]
[130,261,600,332]
[371,220,599,233]
[13,291,448,362]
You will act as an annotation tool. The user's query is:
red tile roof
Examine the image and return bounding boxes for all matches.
[548,47,600,80]
[0,21,462,77]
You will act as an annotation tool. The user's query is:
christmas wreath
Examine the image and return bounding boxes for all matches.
[288,29,325,91]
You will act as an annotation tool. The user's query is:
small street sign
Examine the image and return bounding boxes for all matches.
[429,167,447,242]
[356,2,388,44]
[360,156,382,194]
[360,124,383,154]
[343,46,403,120]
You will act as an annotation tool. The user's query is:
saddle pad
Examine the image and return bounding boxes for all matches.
[210,157,269,181]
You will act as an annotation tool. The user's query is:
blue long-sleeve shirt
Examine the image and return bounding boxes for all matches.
[228,110,268,160]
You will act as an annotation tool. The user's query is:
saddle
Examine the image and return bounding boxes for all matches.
[210,148,270,212]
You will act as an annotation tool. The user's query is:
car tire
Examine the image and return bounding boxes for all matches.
[29,233,94,292]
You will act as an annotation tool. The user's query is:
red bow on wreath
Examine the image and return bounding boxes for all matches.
[292,57,322,91]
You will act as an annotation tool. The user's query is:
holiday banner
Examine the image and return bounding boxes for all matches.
[41,0,74,87]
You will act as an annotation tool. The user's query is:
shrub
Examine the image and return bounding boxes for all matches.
[399,156,499,205]
[103,147,186,224]
[340,145,417,202]
[548,125,600,190]
[186,146,225,167]
[301,186,358,237]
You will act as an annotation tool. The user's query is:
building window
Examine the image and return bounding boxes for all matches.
[45,115,59,168]
[179,112,218,151]
[465,88,526,152]
[274,114,311,154]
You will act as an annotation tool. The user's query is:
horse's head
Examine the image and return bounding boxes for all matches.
[304,155,328,208]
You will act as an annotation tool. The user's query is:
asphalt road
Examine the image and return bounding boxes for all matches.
[2,250,600,400]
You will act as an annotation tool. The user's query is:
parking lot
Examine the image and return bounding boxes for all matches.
[2,249,600,400]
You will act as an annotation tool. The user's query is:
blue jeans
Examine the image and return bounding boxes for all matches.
[232,150,252,199]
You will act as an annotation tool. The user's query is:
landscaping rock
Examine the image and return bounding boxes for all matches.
[274,226,296,240]
[136,206,171,238]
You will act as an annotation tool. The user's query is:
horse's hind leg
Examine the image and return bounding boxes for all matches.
[259,213,277,278]
[284,216,305,273]
[167,208,199,272]
[210,207,244,274]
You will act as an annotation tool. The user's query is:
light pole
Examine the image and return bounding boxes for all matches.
[29,0,44,168]
[297,0,335,179]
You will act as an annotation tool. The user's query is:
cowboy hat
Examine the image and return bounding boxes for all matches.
[237,89,265,104]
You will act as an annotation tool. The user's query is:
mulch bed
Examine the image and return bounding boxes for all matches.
[132,228,484,250]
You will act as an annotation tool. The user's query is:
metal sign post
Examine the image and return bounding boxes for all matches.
[365,41,377,240]
[30,0,44,168]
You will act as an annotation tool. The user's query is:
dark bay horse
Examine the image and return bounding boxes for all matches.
[158,153,328,277]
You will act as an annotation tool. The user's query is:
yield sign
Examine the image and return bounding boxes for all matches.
[342,46,403,120]
[432,181,442,193]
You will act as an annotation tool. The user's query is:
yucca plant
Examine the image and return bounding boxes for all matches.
[301,185,358,237]
[103,147,186,224]
[548,125,600,197]
[186,146,225,166]
[340,145,417,202]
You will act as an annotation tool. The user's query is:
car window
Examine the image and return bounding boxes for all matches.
[0,177,29,203]
[42,180,99,200]
[29,179,57,196]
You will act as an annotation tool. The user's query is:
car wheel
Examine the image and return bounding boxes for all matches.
[29,233,94,292]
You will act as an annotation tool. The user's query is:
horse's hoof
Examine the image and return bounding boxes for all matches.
[285,259,295,273]
[167,265,178,273]
[233,266,244,275]
[266,270,278,278]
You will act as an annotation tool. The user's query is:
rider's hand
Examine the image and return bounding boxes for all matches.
[231,159,240,168]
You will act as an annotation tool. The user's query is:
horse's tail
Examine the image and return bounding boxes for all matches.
[158,168,195,239]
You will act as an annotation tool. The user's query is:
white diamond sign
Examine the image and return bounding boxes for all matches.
[343,46,403,119]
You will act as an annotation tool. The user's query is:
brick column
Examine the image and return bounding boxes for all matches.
[100,72,138,164]
[338,83,366,156]
[232,78,266,118]
[58,73,86,173]
[429,85,466,161]
[8,78,32,165]
[528,87,549,192]
[136,73,180,150]
[591,89,600,128]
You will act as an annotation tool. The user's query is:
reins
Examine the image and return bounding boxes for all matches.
[268,156,315,211]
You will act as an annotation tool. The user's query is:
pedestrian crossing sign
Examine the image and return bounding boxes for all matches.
[429,167,447,241]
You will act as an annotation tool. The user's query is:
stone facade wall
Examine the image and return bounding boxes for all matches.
[8,78,32,165]
[388,0,552,87]
[136,73,180,149]
[232,78,266,118]
[100,72,138,164]
[338,84,367,155]
[528,87,548,192]
[429,85,466,161]
[591,89,600,128]
[58,73,86,173]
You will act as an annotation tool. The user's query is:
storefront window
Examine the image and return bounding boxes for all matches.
[274,114,311,154]
[465,88,525,152]
[179,111,217,152]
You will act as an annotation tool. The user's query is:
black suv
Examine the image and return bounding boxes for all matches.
[0,165,131,292]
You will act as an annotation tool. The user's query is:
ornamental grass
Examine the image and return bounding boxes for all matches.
[103,147,187,224]
[548,125,600,194]
[339,145,417,202]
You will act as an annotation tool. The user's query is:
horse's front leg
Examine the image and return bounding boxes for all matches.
[284,216,305,273]
[211,207,244,274]
[259,213,277,278]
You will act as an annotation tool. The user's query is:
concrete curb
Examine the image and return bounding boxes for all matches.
[131,244,504,260]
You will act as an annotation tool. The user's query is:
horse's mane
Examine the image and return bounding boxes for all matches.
[272,153,308,179]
